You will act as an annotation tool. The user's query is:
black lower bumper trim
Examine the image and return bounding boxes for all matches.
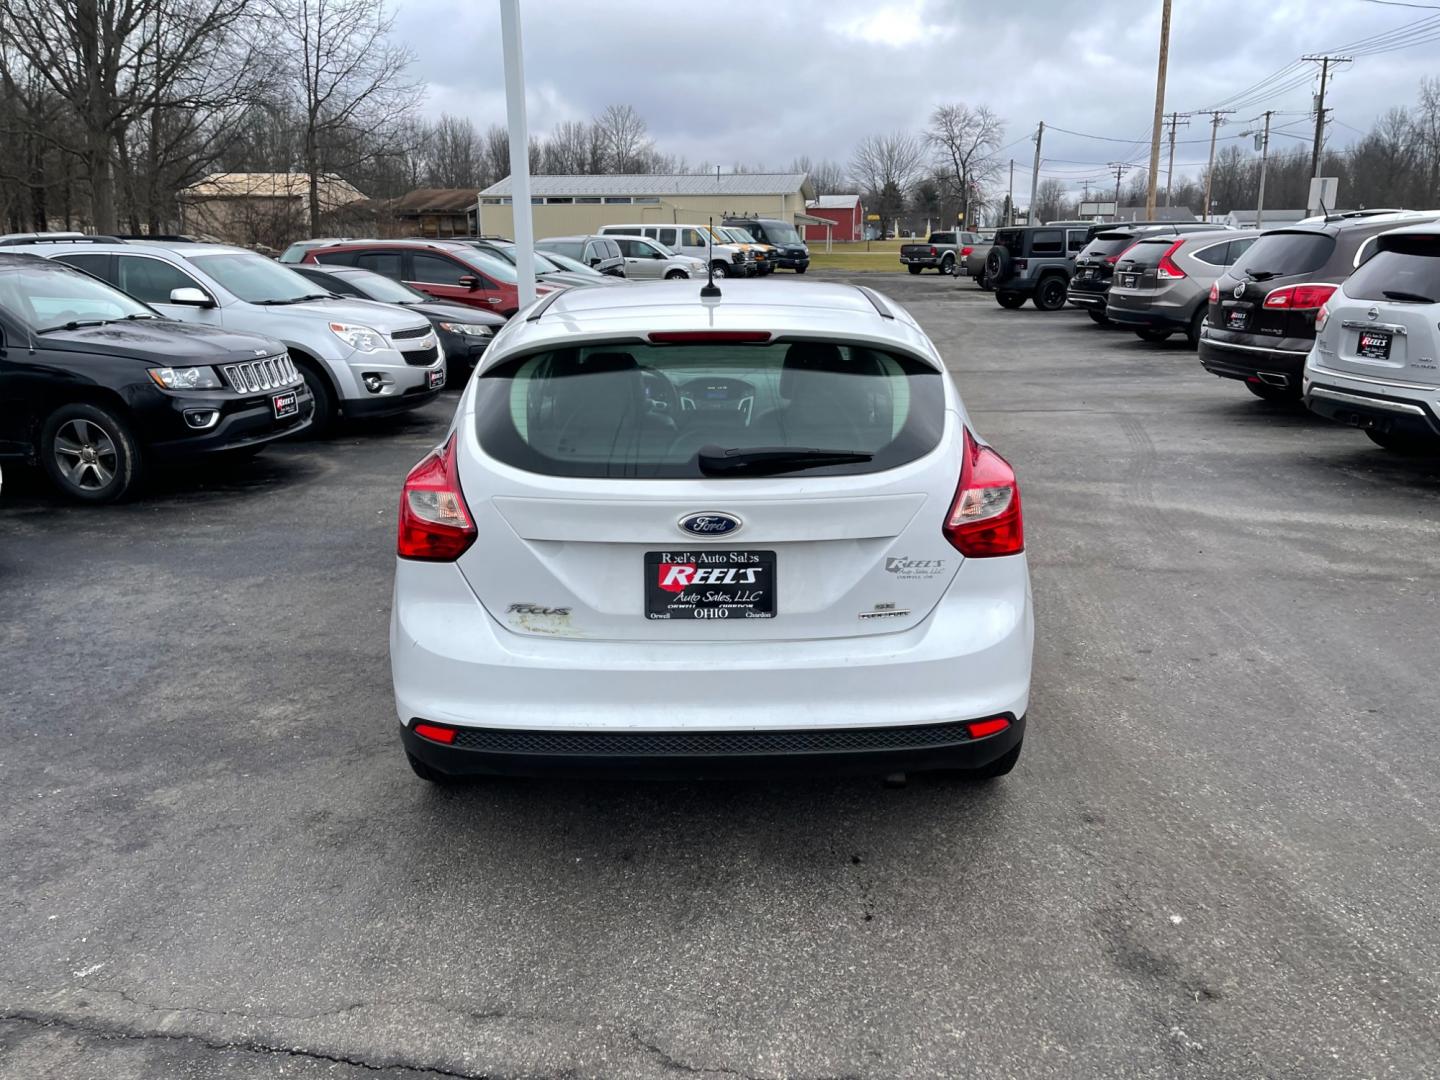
[1306,383,1440,437]
[1198,340,1307,384]
[401,714,1025,779]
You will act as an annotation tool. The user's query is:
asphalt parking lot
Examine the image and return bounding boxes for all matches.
[3,271,1440,1079]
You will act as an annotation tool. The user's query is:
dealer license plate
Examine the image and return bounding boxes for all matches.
[427,366,445,390]
[271,389,299,419]
[1226,308,1250,331]
[1357,329,1392,359]
[645,551,775,620]
[1119,273,1137,288]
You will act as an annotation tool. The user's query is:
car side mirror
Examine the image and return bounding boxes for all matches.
[457,275,479,290]
[169,287,213,307]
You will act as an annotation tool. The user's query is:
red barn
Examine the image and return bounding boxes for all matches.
[804,194,863,243]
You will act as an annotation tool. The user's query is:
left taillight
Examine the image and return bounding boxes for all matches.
[944,429,1024,558]
[1156,239,1186,280]
[397,433,476,561]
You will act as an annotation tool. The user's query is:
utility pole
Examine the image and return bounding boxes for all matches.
[1028,121,1044,225]
[1200,109,1235,222]
[1301,55,1351,177]
[1008,159,1015,226]
[1254,110,1275,230]
[1163,112,1190,207]
[1108,162,1130,215]
[1145,0,1173,219]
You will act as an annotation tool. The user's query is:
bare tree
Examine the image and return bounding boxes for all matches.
[1034,178,1069,223]
[594,104,654,173]
[426,113,481,188]
[925,103,1003,229]
[0,0,258,232]
[542,120,591,175]
[848,132,926,203]
[265,0,420,234]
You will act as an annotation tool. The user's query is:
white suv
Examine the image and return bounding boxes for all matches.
[389,279,1033,783]
[1305,221,1440,455]
[599,223,755,278]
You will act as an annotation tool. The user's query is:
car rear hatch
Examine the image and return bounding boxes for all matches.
[455,335,969,643]
[1316,232,1440,388]
[1109,238,1178,310]
[1209,229,1338,347]
[1072,233,1136,294]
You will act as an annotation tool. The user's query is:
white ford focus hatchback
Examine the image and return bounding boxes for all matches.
[389,280,1033,782]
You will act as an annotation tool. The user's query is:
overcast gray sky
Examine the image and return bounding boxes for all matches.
[394,0,1440,194]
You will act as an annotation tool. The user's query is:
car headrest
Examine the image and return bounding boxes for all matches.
[551,351,640,378]
[780,342,848,399]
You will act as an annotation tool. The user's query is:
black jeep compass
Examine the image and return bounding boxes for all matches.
[0,253,313,502]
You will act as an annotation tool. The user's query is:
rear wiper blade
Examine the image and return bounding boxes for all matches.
[1244,270,1279,282]
[1381,289,1436,304]
[697,444,873,476]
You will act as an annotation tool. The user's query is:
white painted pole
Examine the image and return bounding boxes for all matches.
[499,0,536,309]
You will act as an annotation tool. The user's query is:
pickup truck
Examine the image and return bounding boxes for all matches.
[900,231,983,275]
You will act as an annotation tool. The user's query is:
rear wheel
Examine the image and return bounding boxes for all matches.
[967,740,1022,781]
[908,264,923,275]
[1087,309,1110,325]
[1136,328,1173,342]
[940,256,955,276]
[1246,381,1296,402]
[1185,307,1207,348]
[41,403,142,504]
[996,291,1026,309]
[711,261,729,279]
[664,270,686,280]
[1033,277,1068,311]
[296,359,336,435]
[1365,428,1440,456]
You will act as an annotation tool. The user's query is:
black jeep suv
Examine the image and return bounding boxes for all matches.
[0,253,312,502]
[1200,213,1440,401]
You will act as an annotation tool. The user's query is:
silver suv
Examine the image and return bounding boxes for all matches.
[607,235,707,279]
[16,240,444,431]
[1106,230,1253,347]
[1305,220,1440,455]
[985,226,1089,310]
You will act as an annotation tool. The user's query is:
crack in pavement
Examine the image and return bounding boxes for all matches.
[629,1029,861,1080]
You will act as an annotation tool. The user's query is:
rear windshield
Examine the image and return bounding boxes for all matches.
[1344,236,1440,303]
[475,340,944,479]
[993,230,1024,254]
[1122,239,1171,267]
[1081,234,1135,258]
[1231,231,1335,278]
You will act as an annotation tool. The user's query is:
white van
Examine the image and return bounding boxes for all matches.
[598,223,755,277]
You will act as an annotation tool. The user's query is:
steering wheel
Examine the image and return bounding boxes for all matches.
[640,369,680,416]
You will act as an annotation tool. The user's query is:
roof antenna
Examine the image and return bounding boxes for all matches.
[700,215,721,299]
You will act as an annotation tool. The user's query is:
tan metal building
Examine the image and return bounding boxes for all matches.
[476,172,816,239]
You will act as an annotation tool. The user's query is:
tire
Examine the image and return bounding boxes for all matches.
[1246,381,1296,402]
[406,752,460,785]
[664,270,687,280]
[1033,277,1068,311]
[976,269,992,291]
[711,261,729,279]
[967,740,1022,781]
[996,291,1027,309]
[795,265,807,274]
[908,264,923,275]
[296,358,336,435]
[1185,308,1207,348]
[940,256,955,276]
[985,246,1011,282]
[40,402,142,504]
[1087,309,1110,325]
[1365,428,1440,456]
[1136,328,1173,342]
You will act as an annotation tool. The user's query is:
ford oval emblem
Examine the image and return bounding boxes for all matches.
[679,512,742,537]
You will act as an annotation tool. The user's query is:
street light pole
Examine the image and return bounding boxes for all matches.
[499,0,536,309]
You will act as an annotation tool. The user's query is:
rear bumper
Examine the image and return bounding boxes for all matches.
[1107,299,1193,330]
[901,256,944,268]
[402,714,1025,779]
[1198,331,1310,387]
[390,556,1033,767]
[1303,364,1440,437]
[1066,286,1107,309]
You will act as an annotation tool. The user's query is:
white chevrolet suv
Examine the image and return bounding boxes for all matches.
[389,280,1033,783]
[1305,221,1440,455]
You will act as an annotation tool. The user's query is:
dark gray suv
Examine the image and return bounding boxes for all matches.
[985,226,1089,310]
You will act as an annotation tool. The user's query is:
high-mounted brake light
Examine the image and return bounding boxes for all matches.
[1208,282,1220,304]
[944,430,1024,557]
[1156,239,1187,280]
[397,433,476,561]
[1263,283,1336,310]
[647,331,771,344]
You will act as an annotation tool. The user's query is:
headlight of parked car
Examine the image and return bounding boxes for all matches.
[328,322,386,353]
[437,322,495,337]
[147,366,222,390]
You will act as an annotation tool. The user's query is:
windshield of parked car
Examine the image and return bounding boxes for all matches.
[720,229,754,245]
[340,269,432,303]
[1229,231,1335,279]
[1345,235,1440,303]
[0,263,157,331]
[453,248,519,284]
[475,340,944,479]
[539,240,584,261]
[541,250,604,275]
[189,252,326,303]
[758,223,800,245]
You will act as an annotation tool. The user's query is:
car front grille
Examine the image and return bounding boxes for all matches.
[220,354,301,393]
[444,719,992,757]
[392,326,431,340]
[401,345,439,366]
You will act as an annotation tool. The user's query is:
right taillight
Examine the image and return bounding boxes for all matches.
[944,429,1024,557]
[1156,239,1187,280]
[960,246,973,257]
[397,433,476,561]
